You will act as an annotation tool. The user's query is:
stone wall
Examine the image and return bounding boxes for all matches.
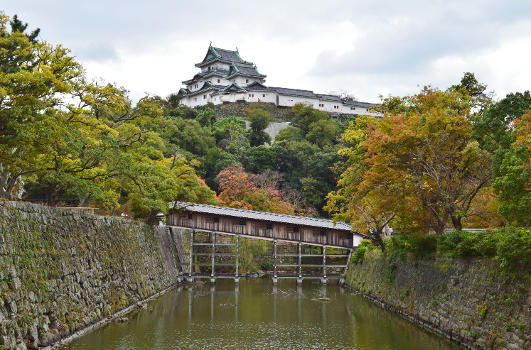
[346,250,530,350]
[213,101,294,120]
[0,201,180,349]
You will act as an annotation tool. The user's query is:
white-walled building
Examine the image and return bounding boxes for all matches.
[179,44,381,117]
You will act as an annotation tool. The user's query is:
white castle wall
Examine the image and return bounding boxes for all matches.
[181,91,379,115]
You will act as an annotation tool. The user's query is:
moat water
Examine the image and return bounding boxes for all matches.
[62,278,464,350]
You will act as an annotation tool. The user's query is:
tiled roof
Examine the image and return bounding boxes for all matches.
[227,63,265,78]
[170,201,353,231]
[246,81,269,90]
[343,100,375,108]
[219,82,247,93]
[197,45,252,66]
[316,94,342,102]
[269,87,316,98]
[212,47,247,63]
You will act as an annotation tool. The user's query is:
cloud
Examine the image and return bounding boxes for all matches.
[74,43,119,62]
[2,0,529,103]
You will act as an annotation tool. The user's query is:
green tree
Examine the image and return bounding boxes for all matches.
[246,105,272,146]
[291,104,328,134]
[243,146,276,173]
[306,119,341,148]
[473,91,531,225]
[0,14,216,219]
[196,104,216,127]
[275,126,304,142]
[212,116,250,157]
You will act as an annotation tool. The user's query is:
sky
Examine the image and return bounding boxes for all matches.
[3,0,530,103]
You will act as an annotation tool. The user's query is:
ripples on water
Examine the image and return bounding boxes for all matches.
[63,278,464,350]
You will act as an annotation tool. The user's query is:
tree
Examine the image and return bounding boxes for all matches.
[306,119,341,148]
[473,92,531,225]
[291,104,328,134]
[374,88,491,233]
[246,105,272,146]
[242,146,276,174]
[212,116,249,157]
[0,14,216,219]
[325,117,398,251]
[196,104,216,127]
[216,165,294,214]
[0,14,85,199]
[328,87,493,245]
[9,14,39,43]
[449,72,492,113]
[275,126,304,142]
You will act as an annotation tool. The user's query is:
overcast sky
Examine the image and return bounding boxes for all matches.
[3,0,530,103]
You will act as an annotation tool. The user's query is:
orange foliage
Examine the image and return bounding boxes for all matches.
[216,166,295,214]
[462,186,503,228]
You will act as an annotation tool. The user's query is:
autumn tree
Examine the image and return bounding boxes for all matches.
[378,88,491,233]
[325,117,398,251]
[216,165,294,214]
[328,87,493,245]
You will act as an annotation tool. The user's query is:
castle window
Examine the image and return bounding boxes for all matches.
[263,94,266,97]
[217,79,220,83]
[246,79,249,83]
[204,95,206,99]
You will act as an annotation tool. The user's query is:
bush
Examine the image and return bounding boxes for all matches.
[439,231,498,258]
[351,240,372,264]
[386,228,530,274]
[495,227,531,272]
[351,246,367,264]
[388,235,437,258]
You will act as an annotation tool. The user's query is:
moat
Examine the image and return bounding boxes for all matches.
[61,279,464,350]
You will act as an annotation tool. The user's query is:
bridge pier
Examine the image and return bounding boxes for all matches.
[210,232,216,284]
[321,246,327,284]
[174,226,352,285]
[273,240,278,284]
[235,234,240,283]
[188,229,195,282]
[297,242,302,284]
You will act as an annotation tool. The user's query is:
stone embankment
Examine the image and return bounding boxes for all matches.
[213,101,293,120]
[0,201,180,349]
[346,250,530,350]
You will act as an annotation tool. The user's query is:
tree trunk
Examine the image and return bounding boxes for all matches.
[47,185,57,206]
[433,221,446,235]
[370,230,386,252]
[451,215,463,231]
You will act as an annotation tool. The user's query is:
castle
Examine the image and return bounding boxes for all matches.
[179,44,380,116]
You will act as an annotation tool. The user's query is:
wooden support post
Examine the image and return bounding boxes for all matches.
[339,248,352,286]
[297,242,302,284]
[235,234,240,283]
[273,240,278,284]
[189,229,194,281]
[321,245,327,284]
[211,232,216,283]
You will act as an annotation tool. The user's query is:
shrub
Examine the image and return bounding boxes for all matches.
[495,227,531,272]
[351,240,372,264]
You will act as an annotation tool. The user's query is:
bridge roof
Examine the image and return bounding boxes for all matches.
[170,202,353,231]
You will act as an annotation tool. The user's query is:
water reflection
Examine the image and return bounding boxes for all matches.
[62,279,464,350]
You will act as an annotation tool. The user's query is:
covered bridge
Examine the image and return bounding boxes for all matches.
[168,202,361,249]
